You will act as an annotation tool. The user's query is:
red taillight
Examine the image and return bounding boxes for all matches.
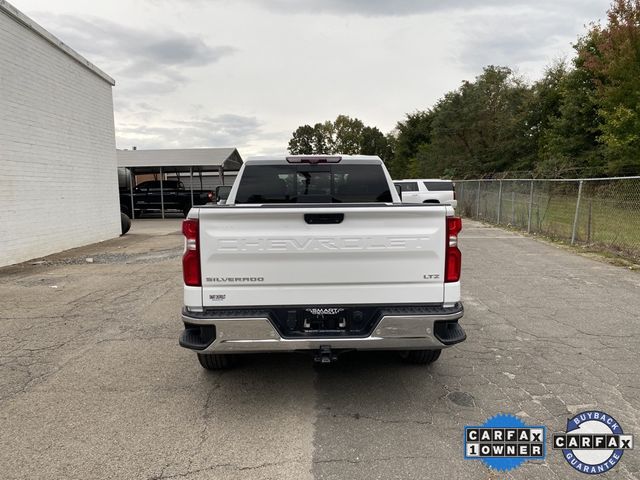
[182,219,201,286]
[207,191,213,201]
[445,217,462,283]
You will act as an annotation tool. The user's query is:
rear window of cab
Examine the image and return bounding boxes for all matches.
[235,164,393,204]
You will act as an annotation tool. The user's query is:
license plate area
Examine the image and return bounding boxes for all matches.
[271,307,379,337]
[302,308,349,333]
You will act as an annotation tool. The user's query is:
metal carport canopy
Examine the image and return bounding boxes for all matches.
[116,147,243,219]
[116,147,243,173]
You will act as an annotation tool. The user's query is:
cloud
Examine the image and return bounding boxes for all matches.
[31,14,258,150]
[453,9,568,72]
[191,0,605,78]
[115,114,262,149]
[140,38,234,67]
[174,114,262,137]
[115,113,291,155]
[223,0,607,17]
[33,13,235,94]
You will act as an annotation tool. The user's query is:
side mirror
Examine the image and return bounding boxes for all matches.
[216,185,232,204]
[394,184,403,200]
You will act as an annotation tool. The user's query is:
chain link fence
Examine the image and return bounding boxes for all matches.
[456,177,640,262]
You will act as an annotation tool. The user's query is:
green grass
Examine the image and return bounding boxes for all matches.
[461,188,640,263]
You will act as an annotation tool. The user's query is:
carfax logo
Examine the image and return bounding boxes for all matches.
[464,414,546,472]
[553,410,634,474]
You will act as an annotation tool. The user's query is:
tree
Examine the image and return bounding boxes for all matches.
[333,115,364,154]
[288,124,315,155]
[417,66,535,178]
[537,64,604,176]
[389,111,434,178]
[288,122,335,155]
[287,115,393,161]
[527,61,567,159]
[361,126,393,160]
[579,0,640,175]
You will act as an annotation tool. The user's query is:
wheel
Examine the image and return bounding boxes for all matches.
[120,212,131,235]
[400,349,441,364]
[197,353,237,370]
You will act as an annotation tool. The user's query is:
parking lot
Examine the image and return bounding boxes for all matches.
[0,219,638,480]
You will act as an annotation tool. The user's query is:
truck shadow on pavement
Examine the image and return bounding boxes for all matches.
[193,350,479,477]
[197,350,460,427]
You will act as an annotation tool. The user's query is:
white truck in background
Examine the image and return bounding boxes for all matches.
[179,155,465,369]
[394,179,457,208]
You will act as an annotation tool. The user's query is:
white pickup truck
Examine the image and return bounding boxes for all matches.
[179,155,465,369]
[394,179,457,208]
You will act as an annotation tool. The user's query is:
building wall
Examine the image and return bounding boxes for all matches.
[0,4,120,267]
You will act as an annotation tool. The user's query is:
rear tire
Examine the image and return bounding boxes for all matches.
[197,353,237,370]
[120,212,131,235]
[400,349,441,365]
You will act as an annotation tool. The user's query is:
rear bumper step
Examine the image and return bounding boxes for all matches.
[434,320,467,345]
[179,325,216,350]
[179,303,465,353]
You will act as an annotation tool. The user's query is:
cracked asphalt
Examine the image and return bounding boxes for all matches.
[0,219,638,479]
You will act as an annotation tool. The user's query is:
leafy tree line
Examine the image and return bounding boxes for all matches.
[288,115,394,161]
[288,0,640,179]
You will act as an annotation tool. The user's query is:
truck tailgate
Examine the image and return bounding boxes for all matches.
[198,205,447,307]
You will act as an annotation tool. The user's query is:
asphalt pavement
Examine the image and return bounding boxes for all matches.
[0,219,638,479]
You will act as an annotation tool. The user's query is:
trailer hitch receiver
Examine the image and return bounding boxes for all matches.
[314,345,338,364]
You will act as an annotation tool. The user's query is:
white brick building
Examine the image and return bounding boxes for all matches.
[0,1,120,267]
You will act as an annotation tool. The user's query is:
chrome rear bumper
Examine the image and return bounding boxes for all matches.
[180,305,465,353]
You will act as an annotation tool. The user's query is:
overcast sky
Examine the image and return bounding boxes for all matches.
[15,0,610,156]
